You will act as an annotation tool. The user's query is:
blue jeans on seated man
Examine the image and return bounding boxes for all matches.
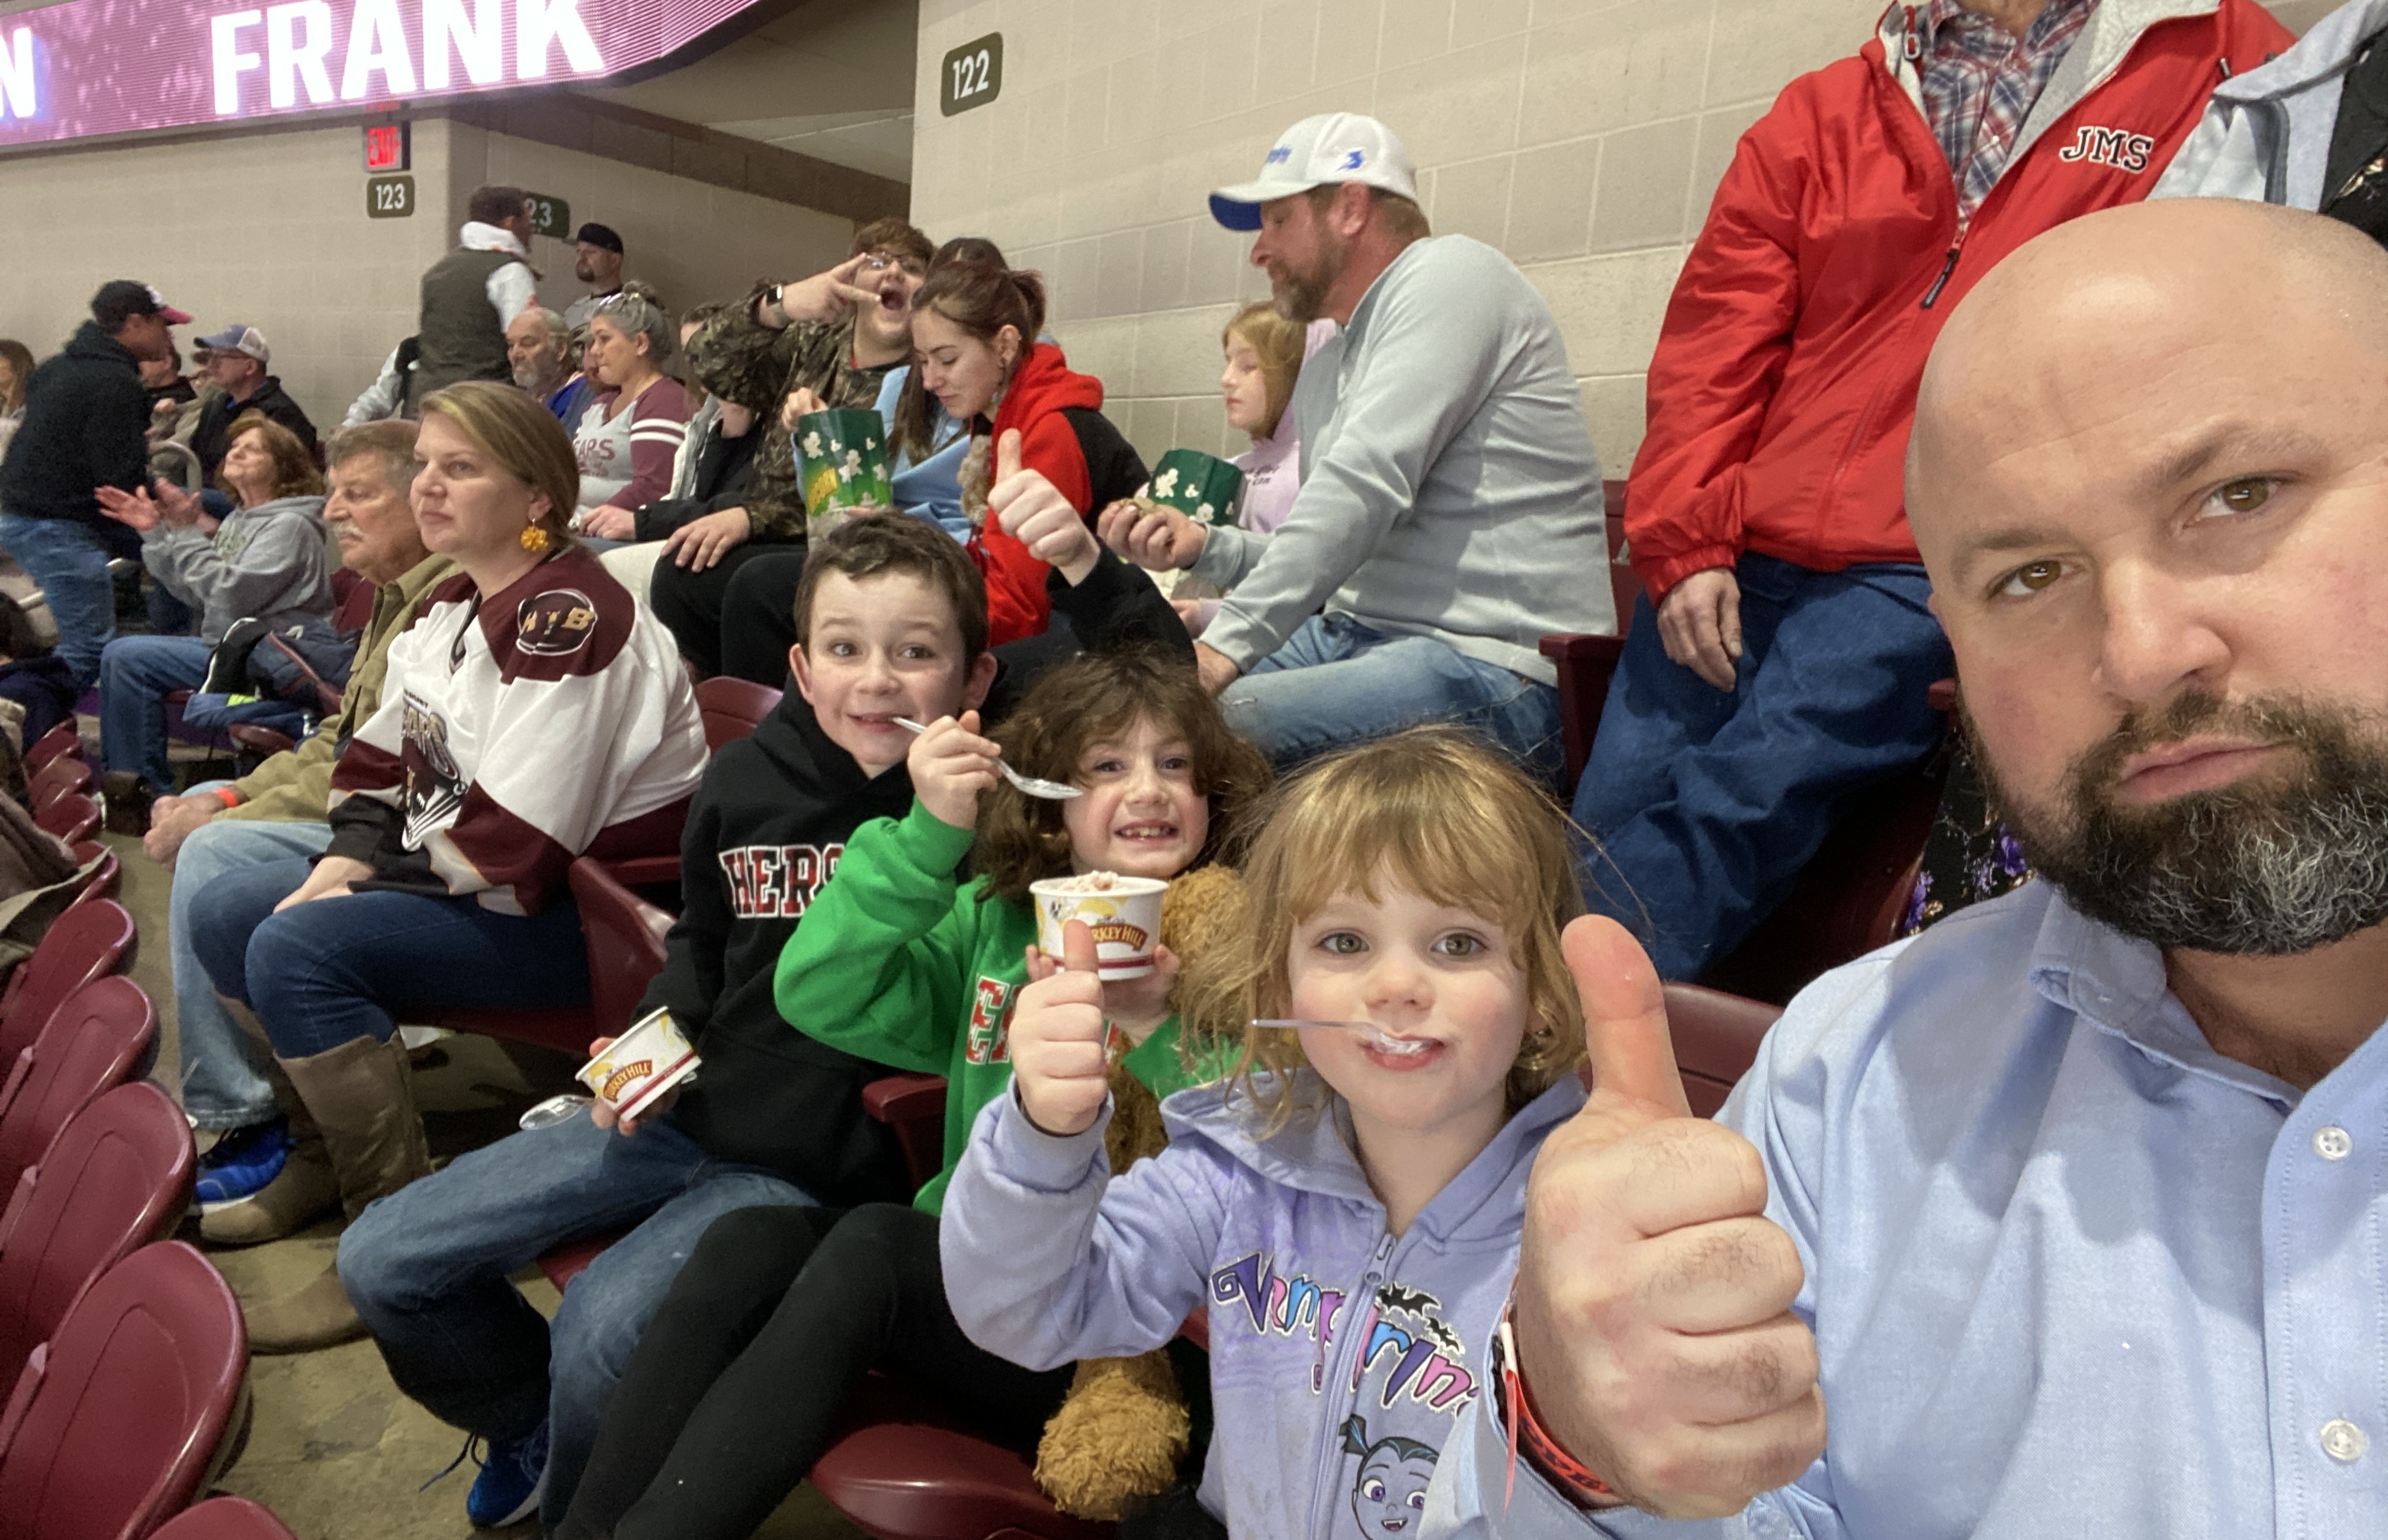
[341,1111,812,1529]
[1571,553,1953,983]
[187,856,593,1060]
[169,811,335,1131]
[99,634,211,787]
[0,513,115,688]
[1218,612,1564,782]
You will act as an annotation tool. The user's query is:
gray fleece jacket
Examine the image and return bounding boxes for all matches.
[141,493,334,643]
[2149,0,2388,208]
[1192,235,1614,685]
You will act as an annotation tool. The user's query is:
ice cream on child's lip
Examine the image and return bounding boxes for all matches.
[1031,871,1169,980]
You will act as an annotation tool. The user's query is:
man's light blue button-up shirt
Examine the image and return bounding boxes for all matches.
[1427,881,2388,1538]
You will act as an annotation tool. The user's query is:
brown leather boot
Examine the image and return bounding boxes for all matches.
[200,998,339,1247]
[242,1035,431,1355]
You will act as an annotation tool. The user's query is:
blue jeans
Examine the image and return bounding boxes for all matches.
[170,813,334,1130]
[187,856,592,1058]
[0,514,115,688]
[1572,553,1952,981]
[100,633,211,786]
[1219,614,1564,781]
[339,1112,811,1529]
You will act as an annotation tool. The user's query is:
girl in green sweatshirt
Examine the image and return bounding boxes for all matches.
[555,648,1270,1540]
[779,644,1271,1206]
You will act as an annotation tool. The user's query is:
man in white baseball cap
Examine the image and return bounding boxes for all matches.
[1101,113,1612,779]
[191,322,318,481]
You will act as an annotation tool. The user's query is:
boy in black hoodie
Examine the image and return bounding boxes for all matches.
[339,511,1190,1531]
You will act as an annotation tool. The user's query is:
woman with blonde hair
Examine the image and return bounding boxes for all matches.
[92,412,333,804]
[185,381,709,1356]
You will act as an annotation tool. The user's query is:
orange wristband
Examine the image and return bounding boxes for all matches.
[1495,1306,1621,1512]
[211,786,242,809]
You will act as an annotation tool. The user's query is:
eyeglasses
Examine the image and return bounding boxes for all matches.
[863,249,929,278]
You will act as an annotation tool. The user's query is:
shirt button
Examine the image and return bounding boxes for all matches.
[2320,1419,2368,1464]
[2313,1125,2354,1162]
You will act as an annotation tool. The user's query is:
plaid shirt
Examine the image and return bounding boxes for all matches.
[1915,0,2098,219]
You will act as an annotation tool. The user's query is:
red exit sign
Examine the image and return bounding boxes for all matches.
[363,122,410,173]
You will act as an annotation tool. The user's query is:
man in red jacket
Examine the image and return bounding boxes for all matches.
[1574,0,2289,981]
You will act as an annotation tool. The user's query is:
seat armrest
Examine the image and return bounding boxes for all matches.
[1539,633,1626,665]
[862,1073,948,1125]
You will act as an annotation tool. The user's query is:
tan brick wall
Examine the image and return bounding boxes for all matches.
[910,0,2323,475]
[0,117,857,434]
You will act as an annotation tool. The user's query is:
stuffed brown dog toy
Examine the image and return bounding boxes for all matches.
[1031,864,1247,1520]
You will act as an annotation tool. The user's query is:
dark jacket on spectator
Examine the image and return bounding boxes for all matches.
[0,322,150,528]
[633,416,760,543]
[192,377,319,482]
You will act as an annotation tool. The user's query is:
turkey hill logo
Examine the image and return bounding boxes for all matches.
[1087,920,1148,949]
[601,1061,652,1101]
[516,588,600,656]
[2057,126,2155,175]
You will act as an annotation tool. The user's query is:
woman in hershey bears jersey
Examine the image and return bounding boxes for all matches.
[187,381,707,1353]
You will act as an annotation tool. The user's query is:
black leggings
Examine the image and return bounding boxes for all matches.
[555,1201,1074,1540]
[646,544,807,686]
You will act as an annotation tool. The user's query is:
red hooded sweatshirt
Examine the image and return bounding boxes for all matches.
[1625,0,2290,603]
[973,343,1122,645]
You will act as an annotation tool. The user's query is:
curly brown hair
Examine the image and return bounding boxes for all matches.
[1177,726,1587,1130]
[219,412,325,501]
[972,648,1272,906]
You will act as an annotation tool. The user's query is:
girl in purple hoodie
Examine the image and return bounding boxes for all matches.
[942,726,1590,1538]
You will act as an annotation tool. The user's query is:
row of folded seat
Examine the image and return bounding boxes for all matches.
[2,725,294,1539]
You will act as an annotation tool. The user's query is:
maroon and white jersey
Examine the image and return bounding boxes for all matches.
[326,547,707,915]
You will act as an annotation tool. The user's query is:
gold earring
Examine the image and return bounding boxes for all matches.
[519,524,551,553]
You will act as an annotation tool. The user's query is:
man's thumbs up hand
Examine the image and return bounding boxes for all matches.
[1508,917,1826,1516]
[1010,920,1112,1137]
[988,428,1100,585]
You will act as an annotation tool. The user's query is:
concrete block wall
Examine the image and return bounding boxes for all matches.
[448,120,862,331]
[910,0,2329,475]
[0,117,859,435]
[0,125,452,434]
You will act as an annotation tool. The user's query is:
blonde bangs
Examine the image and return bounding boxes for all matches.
[1179,727,1589,1130]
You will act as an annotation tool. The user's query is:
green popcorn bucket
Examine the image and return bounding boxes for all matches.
[796,409,895,519]
[1147,448,1244,527]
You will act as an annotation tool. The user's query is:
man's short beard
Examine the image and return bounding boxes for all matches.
[1975,692,2388,955]
[512,364,550,393]
[1270,229,1345,325]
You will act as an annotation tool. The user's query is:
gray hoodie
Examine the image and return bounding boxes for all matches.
[2150,0,2388,207]
[141,493,333,643]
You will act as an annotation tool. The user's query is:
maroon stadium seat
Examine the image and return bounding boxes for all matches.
[32,794,97,848]
[0,977,156,1199]
[0,1081,194,1387]
[26,758,91,813]
[0,900,134,1075]
[0,1241,246,1540]
[22,725,80,775]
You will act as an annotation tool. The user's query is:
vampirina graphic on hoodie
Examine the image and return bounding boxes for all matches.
[941,1071,1587,1538]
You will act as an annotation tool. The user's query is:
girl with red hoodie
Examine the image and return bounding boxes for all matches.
[893,261,1147,646]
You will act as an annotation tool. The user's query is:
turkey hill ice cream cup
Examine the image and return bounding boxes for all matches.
[577,1007,701,1122]
[1030,873,1169,981]
[795,408,895,518]
[1147,448,1244,526]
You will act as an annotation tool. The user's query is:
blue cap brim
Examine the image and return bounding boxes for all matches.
[1209,194,1263,232]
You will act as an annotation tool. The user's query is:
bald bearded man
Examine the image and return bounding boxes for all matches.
[1424,198,2388,1538]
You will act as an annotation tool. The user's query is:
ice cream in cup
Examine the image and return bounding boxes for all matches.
[577,1006,701,1122]
[1029,871,1170,980]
